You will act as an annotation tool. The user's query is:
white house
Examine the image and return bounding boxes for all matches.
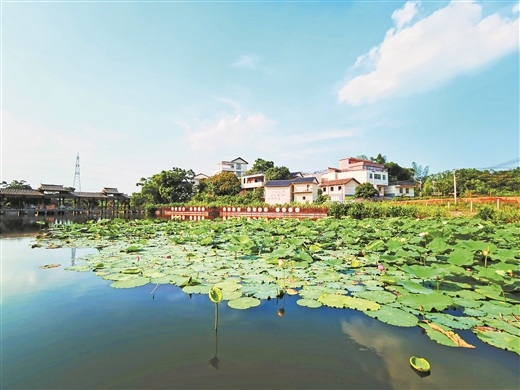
[214,157,248,178]
[241,173,265,190]
[320,157,389,197]
[384,181,416,198]
[193,173,209,187]
[292,177,319,204]
[320,178,360,202]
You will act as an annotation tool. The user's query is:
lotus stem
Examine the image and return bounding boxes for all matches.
[215,302,219,330]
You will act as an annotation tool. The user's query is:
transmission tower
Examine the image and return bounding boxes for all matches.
[73,153,81,192]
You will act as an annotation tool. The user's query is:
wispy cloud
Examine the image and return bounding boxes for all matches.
[514,3,520,13]
[339,0,519,105]
[230,54,260,69]
[216,97,241,110]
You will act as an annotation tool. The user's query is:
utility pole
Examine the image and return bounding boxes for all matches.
[453,169,457,204]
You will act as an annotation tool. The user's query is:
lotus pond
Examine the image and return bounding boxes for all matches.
[2,216,519,389]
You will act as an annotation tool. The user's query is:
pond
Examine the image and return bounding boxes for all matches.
[1,219,519,389]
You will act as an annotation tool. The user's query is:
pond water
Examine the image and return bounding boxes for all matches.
[2,232,519,389]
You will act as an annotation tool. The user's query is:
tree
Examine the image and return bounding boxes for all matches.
[1,180,32,189]
[246,158,274,174]
[385,162,413,182]
[135,167,195,204]
[411,162,430,197]
[370,154,387,165]
[355,182,379,199]
[265,166,291,181]
[207,171,241,196]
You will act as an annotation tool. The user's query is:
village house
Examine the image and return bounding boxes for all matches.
[384,181,416,198]
[264,177,319,205]
[241,173,265,191]
[214,157,248,178]
[320,178,360,202]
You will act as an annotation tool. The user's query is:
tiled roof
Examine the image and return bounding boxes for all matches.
[40,184,67,191]
[0,188,44,197]
[320,178,359,186]
[72,192,108,199]
[103,187,121,194]
[264,180,294,187]
[231,157,248,164]
[293,177,318,184]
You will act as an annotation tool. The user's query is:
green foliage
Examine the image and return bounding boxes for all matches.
[265,166,291,181]
[246,158,274,174]
[1,180,32,189]
[385,162,413,182]
[206,171,242,196]
[135,167,195,204]
[354,182,379,199]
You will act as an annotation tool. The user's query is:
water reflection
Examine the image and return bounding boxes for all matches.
[208,329,220,370]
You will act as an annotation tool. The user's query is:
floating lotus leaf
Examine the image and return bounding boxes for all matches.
[482,316,520,335]
[150,275,174,284]
[473,328,520,354]
[365,306,418,327]
[397,292,453,312]
[427,237,450,253]
[39,263,61,269]
[214,280,242,291]
[296,299,322,308]
[142,269,164,278]
[222,290,242,300]
[318,294,348,308]
[227,297,261,310]
[418,322,475,348]
[452,297,483,308]
[355,290,397,304]
[462,307,487,317]
[183,285,212,295]
[479,300,514,315]
[110,277,150,289]
[410,356,430,372]
[451,289,486,300]
[299,288,326,300]
[121,268,140,274]
[343,297,380,311]
[64,265,91,272]
[103,273,138,281]
[425,313,480,330]
[398,280,434,295]
[170,276,192,287]
[401,264,440,280]
[315,271,342,282]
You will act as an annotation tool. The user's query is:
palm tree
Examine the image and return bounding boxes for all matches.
[411,162,429,197]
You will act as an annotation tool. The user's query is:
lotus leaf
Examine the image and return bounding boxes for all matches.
[39,263,61,269]
[355,290,397,304]
[318,294,348,308]
[419,322,475,348]
[482,316,520,335]
[227,297,261,310]
[296,298,322,308]
[397,292,453,312]
[364,305,417,327]
[103,273,138,281]
[479,301,514,315]
[222,290,242,300]
[427,237,450,253]
[462,307,487,317]
[473,328,520,354]
[425,313,479,330]
[401,264,440,280]
[452,297,483,309]
[183,285,212,295]
[448,248,475,266]
[110,277,150,289]
[64,265,91,272]
[214,281,242,291]
[342,297,380,311]
[398,280,434,295]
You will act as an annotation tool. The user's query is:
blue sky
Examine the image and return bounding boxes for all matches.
[2,0,519,194]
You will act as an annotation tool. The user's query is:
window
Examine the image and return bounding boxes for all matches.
[306,184,310,191]
[302,196,306,200]
[330,187,334,191]
[399,188,403,194]
[405,188,410,194]
[374,174,381,180]
[369,173,373,179]
[338,186,341,191]
[235,164,241,170]
[383,175,386,180]
[323,187,326,192]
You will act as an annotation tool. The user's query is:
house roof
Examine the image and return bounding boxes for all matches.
[290,172,303,178]
[264,180,294,187]
[193,173,209,179]
[39,184,68,192]
[0,188,44,197]
[231,157,248,164]
[72,192,108,199]
[293,177,318,184]
[102,187,121,194]
[320,178,360,186]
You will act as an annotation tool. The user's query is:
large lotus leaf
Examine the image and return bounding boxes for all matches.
[343,297,380,311]
[493,249,520,263]
[397,292,453,312]
[398,280,434,295]
[482,316,520,335]
[426,237,450,254]
[318,294,348,308]
[479,300,514,315]
[474,266,505,283]
[299,288,327,300]
[401,264,440,280]
[365,239,385,251]
[355,290,397,304]
[315,271,342,282]
[214,280,242,291]
[222,290,242,301]
[459,240,496,253]
[110,277,150,289]
[432,263,467,276]
[386,239,404,251]
[170,276,192,287]
[451,289,487,300]
[448,248,475,266]
[150,275,174,284]
[364,306,418,327]
[64,265,91,272]
[462,307,487,317]
[102,273,138,281]
[418,322,475,348]
[425,313,480,330]
[227,297,261,310]
[452,297,483,309]
[475,284,504,300]
[473,329,520,354]
[182,285,212,295]
[296,299,322,308]
[142,269,165,278]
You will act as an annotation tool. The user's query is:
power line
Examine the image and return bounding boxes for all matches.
[478,158,519,171]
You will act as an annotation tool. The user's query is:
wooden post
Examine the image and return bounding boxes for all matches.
[470,201,473,213]
[497,199,500,210]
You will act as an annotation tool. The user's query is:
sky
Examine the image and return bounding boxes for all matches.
[2,0,519,195]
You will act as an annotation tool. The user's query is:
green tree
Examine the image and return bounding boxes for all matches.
[207,171,241,196]
[355,182,379,199]
[370,154,387,164]
[265,166,291,181]
[411,162,430,197]
[246,158,274,174]
[1,180,32,189]
[384,162,413,182]
[135,167,195,204]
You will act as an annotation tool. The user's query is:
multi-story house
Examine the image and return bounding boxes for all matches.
[264,177,319,205]
[213,157,248,178]
[320,157,389,199]
[320,178,360,202]
[241,173,265,190]
[384,181,416,197]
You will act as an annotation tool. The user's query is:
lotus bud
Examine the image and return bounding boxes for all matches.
[377,264,385,271]
[278,259,284,267]
[435,276,439,280]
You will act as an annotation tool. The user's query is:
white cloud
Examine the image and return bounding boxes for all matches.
[339,0,519,105]
[514,3,520,13]
[392,1,420,30]
[231,54,260,69]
